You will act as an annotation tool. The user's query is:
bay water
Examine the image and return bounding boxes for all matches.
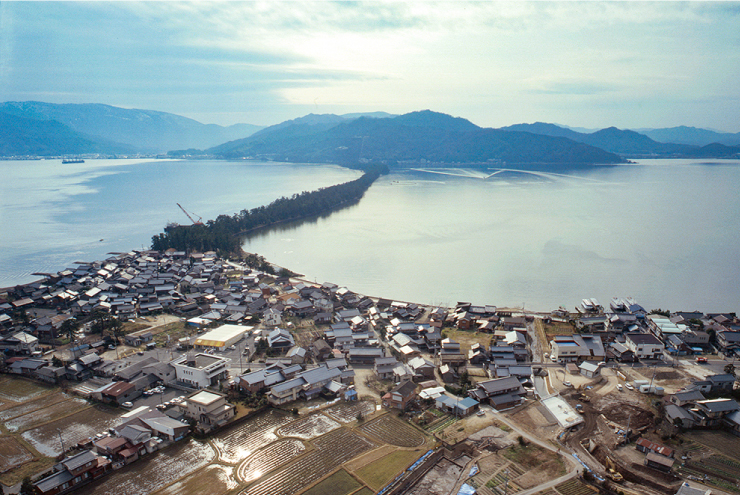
[2,158,739,313]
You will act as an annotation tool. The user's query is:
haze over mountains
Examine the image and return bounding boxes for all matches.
[1,101,739,164]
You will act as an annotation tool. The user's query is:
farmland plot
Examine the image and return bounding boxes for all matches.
[0,377,50,403]
[276,414,340,440]
[360,414,427,447]
[236,439,305,482]
[5,399,88,433]
[0,391,71,421]
[75,439,215,495]
[324,400,376,423]
[0,436,33,473]
[211,409,294,464]
[21,406,123,456]
[242,427,375,495]
[156,463,238,495]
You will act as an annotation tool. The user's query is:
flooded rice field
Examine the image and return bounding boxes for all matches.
[275,413,340,440]
[76,439,215,495]
[0,377,50,403]
[0,391,72,421]
[0,437,33,473]
[21,405,123,456]
[236,439,305,483]
[324,400,376,423]
[156,463,238,495]
[211,409,294,464]
[5,398,88,433]
[242,427,376,495]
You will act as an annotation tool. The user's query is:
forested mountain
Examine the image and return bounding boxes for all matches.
[209,110,625,165]
[0,101,263,153]
[0,111,134,156]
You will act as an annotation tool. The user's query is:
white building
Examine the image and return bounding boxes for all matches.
[184,390,235,427]
[625,333,665,360]
[171,353,230,389]
[550,334,605,362]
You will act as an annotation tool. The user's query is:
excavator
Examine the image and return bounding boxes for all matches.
[605,456,624,483]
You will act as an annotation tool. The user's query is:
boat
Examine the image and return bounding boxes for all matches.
[62,158,85,164]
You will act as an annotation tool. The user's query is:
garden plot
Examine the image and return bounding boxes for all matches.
[75,439,214,495]
[156,463,238,495]
[0,391,71,421]
[360,414,427,447]
[276,414,340,440]
[236,439,306,482]
[0,436,33,473]
[5,399,88,433]
[21,405,123,457]
[0,377,50,403]
[211,409,294,464]
[324,400,376,423]
[242,427,375,495]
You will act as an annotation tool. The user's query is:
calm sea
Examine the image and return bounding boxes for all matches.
[2,158,739,312]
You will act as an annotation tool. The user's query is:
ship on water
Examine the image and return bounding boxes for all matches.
[62,158,85,164]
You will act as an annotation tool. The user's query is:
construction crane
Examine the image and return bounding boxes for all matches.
[176,203,203,225]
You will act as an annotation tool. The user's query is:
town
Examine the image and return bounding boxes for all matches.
[1,249,739,495]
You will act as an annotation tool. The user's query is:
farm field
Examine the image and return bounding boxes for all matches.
[324,400,376,423]
[682,431,740,461]
[75,439,215,495]
[0,377,51,404]
[360,414,427,447]
[0,436,33,473]
[300,469,362,495]
[21,405,123,456]
[554,478,597,495]
[4,399,88,433]
[236,439,306,482]
[354,448,426,491]
[0,391,72,422]
[155,464,238,495]
[242,427,375,495]
[276,413,340,440]
[211,409,294,464]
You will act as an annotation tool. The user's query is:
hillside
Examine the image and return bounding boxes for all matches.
[0,111,134,156]
[639,126,740,147]
[210,110,625,165]
[0,101,263,153]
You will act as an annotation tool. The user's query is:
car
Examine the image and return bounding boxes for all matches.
[696,357,708,364]
[550,354,558,362]
[575,404,584,412]
[229,345,236,350]
[477,410,486,417]
[625,383,634,390]
[563,381,572,387]
[121,401,133,408]
[108,344,116,350]
[616,383,623,391]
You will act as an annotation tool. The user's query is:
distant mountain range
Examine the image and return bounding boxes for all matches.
[1,101,738,163]
[500,122,740,158]
[0,101,263,154]
[208,110,624,165]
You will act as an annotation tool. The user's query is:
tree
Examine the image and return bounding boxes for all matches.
[19,477,35,495]
[725,363,736,376]
[60,318,78,342]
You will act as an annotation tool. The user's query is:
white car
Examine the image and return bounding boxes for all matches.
[616,383,623,391]
[625,383,634,391]
[563,381,572,387]
[121,401,133,408]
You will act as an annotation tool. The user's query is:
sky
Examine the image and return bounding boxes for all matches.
[1,1,740,131]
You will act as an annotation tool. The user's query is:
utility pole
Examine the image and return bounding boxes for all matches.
[57,429,65,456]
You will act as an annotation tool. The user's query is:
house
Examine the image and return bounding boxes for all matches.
[34,450,112,495]
[183,390,235,428]
[716,331,740,354]
[645,451,674,472]
[625,333,665,360]
[666,335,692,355]
[286,346,307,364]
[435,395,480,417]
[267,365,342,405]
[266,328,294,350]
[693,398,740,426]
[374,357,399,380]
[468,376,527,410]
[141,416,190,441]
[382,380,417,410]
[707,373,736,393]
[124,329,153,347]
[312,339,333,361]
[671,390,705,407]
[0,331,39,354]
[608,342,636,363]
[347,347,384,365]
[96,381,139,405]
[262,307,282,326]
[408,356,435,380]
[664,404,698,428]
[171,353,230,389]
[549,334,605,362]
[635,437,674,458]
